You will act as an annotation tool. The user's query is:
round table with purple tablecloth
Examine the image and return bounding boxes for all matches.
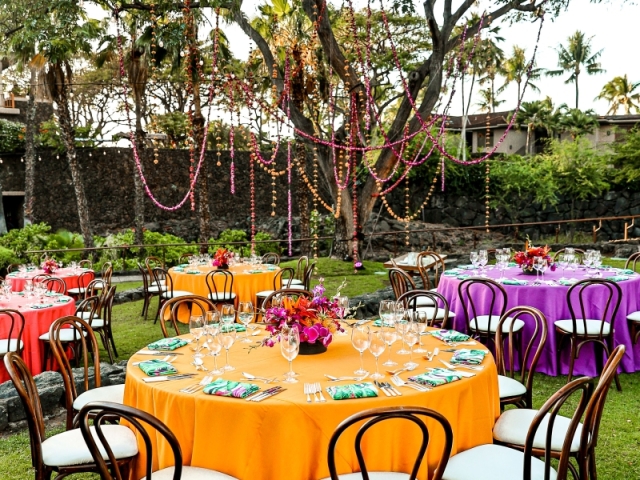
[437,265,640,376]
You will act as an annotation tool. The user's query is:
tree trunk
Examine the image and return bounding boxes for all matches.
[0,181,7,234]
[575,73,579,109]
[133,91,146,247]
[46,63,94,249]
[23,68,37,226]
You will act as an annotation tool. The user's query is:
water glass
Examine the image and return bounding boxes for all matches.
[378,300,395,327]
[220,325,237,371]
[351,324,370,375]
[382,324,398,367]
[221,304,235,325]
[558,254,569,280]
[470,251,479,274]
[238,302,254,343]
[281,325,300,383]
[413,310,428,353]
[403,321,420,370]
[336,296,349,334]
[207,328,224,374]
[369,329,386,380]
[478,250,488,275]
[395,313,410,355]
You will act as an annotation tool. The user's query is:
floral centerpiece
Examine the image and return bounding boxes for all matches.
[212,248,234,269]
[41,259,59,274]
[513,239,556,274]
[261,281,350,354]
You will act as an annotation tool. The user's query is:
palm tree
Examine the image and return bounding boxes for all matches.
[477,38,505,113]
[596,74,640,114]
[514,98,554,155]
[498,45,543,104]
[561,108,599,139]
[476,88,504,114]
[547,30,605,109]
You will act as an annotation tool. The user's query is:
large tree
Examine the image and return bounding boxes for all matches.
[498,45,543,104]
[596,74,640,115]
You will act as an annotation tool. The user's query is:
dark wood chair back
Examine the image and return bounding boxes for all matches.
[274,267,295,290]
[416,251,446,289]
[524,377,593,480]
[388,268,416,300]
[261,289,314,312]
[0,309,25,358]
[151,267,174,295]
[205,270,235,303]
[76,270,94,291]
[397,290,451,329]
[300,262,315,290]
[567,279,622,340]
[145,256,165,275]
[624,252,640,273]
[76,295,101,328]
[262,252,281,265]
[158,295,216,338]
[78,260,93,269]
[79,401,182,480]
[32,274,50,284]
[49,316,101,430]
[495,306,548,408]
[137,262,153,291]
[327,406,453,480]
[100,262,113,286]
[179,253,194,264]
[43,277,66,294]
[6,263,20,274]
[458,278,508,339]
[296,256,309,280]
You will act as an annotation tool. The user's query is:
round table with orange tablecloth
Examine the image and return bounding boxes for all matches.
[169,264,279,307]
[124,328,500,480]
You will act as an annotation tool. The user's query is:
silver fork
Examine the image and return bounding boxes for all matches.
[314,382,326,402]
[391,375,431,392]
[310,383,320,402]
[304,383,311,403]
[180,375,213,394]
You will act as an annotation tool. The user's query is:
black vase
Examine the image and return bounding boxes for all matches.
[299,341,328,355]
[217,264,229,270]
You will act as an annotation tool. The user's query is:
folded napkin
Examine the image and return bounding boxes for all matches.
[203,379,260,398]
[373,319,395,327]
[185,270,201,274]
[606,275,630,282]
[147,337,189,351]
[450,349,487,365]
[138,360,178,377]
[30,304,54,309]
[508,262,518,267]
[7,273,17,277]
[248,269,264,274]
[177,264,189,268]
[500,279,527,286]
[558,278,580,286]
[326,382,378,400]
[55,297,71,303]
[443,270,461,276]
[456,274,471,280]
[457,265,475,270]
[220,324,246,332]
[431,329,470,343]
[408,369,463,387]
[173,267,185,272]
[14,292,24,296]
[45,292,63,297]
[616,269,635,275]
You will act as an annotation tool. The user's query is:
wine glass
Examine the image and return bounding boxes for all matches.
[558,254,569,281]
[532,257,543,285]
[469,251,479,275]
[351,324,370,376]
[378,300,395,327]
[206,327,224,375]
[413,310,428,353]
[369,328,386,380]
[336,295,349,334]
[538,256,548,283]
[219,325,237,371]
[238,302,254,343]
[478,250,488,276]
[395,304,409,354]
[189,315,205,360]
[281,325,300,383]
[403,320,420,370]
[206,309,220,326]
[221,304,235,325]
[382,323,398,367]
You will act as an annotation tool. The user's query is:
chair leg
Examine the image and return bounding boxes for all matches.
[567,337,577,384]
[154,297,164,324]
[604,340,622,392]
[108,328,119,358]
[97,330,115,364]
[42,342,50,372]
[141,294,150,319]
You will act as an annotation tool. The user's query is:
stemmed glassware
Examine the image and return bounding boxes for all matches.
[189,315,206,369]
[477,250,488,276]
[403,320,420,370]
[470,251,479,275]
[336,296,349,334]
[558,254,569,281]
[413,310,428,353]
[382,322,398,367]
[221,304,235,326]
[219,325,237,371]
[496,252,509,282]
[281,325,300,383]
[369,328,386,380]
[379,300,395,327]
[533,257,544,285]
[351,324,370,376]
[238,302,254,343]
[395,310,411,355]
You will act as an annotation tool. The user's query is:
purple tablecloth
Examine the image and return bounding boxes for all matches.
[438,265,640,376]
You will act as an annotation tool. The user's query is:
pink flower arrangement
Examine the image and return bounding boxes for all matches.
[212,248,234,268]
[41,259,59,274]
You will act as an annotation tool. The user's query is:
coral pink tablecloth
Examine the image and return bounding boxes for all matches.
[6,268,94,294]
[0,294,76,383]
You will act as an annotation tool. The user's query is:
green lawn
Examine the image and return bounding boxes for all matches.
[2,258,639,479]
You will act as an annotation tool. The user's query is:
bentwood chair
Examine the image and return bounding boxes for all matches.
[32,274,51,285]
[43,277,66,294]
[553,248,585,262]
[179,252,195,264]
[443,377,594,480]
[493,345,624,480]
[152,267,194,323]
[205,270,237,308]
[4,352,137,480]
[495,306,548,409]
[0,310,25,361]
[458,278,523,347]
[158,295,216,338]
[289,262,315,291]
[290,256,309,286]
[324,406,453,480]
[67,270,94,298]
[137,262,162,320]
[79,401,238,480]
[624,253,640,343]
[255,267,295,309]
[78,259,93,269]
[388,268,435,308]
[88,285,119,362]
[624,251,640,272]
[416,251,446,291]
[554,279,622,391]
[261,252,281,266]
[397,290,452,329]
[100,261,113,287]
[49,316,125,430]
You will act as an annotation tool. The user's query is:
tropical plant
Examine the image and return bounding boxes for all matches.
[560,107,599,139]
[498,45,543,103]
[476,88,505,114]
[513,98,554,155]
[0,222,51,256]
[546,30,605,109]
[611,127,640,185]
[596,74,640,114]
[476,37,505,113]
[0,119,25,153]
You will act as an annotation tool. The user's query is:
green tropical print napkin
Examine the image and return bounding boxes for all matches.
[409,369,463,387]
[616,269,635,275]
[558,278,580,286]
[508,262,518,267]
[219,324,246,333]
[138,360,178,376]
[606,275,630,282]
[326,382,378,400]
[147,337,189,351]
[443,270,461,276]
[500,279,527,286]
[431,329,470,343]
[45,292,63,297]
[450,349,487,365]
[456,274,471,280]
[56,297,72,303]
[30,304,54,309]
[457,265,475,270]
[177,264,189,268]
[373,319,395,327]
[203,379,260,398]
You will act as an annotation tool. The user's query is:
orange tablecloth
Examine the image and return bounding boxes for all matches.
[7,268,95,295]
[124,328,500,480]
[170,265,279,307]
[0,294,76,383]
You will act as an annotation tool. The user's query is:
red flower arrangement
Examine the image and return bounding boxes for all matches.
[212,248,234,269]
[41,259,59,274]
[513,240,556,273]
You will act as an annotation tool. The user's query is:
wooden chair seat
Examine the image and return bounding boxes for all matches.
[554,319,610,336]
[470,315,522,333]
[498,374,528,400]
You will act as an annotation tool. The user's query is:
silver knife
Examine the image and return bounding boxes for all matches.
[142,374,196,383]
[255,387,286,402]
[251,386,283,402]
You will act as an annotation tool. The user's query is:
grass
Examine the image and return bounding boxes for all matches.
[2,258,639,479]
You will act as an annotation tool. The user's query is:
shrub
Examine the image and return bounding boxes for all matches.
[0,119,25,153]
[0,223,51,258]
[254,232,281,256]
[0,246,19,270]
[213,229,251,257]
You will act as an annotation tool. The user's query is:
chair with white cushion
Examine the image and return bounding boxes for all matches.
[397,290,453,329]
[0,309,25,361]
[80,401,238,480]
[443,376,594,480]
[4,352,137,480]
[624,252,640,343]
[495,306,548,409]
[138,262,162,320]
[416,251,446,291]
[152,267,194,323]
[389,268,434,307]
[158,295,216,338]
[288,262,315,291]
[256,267,295,310]
[493,345,624,480]
[261,252,280,266]
[43,277,66,294]
[67,270,94,298]
[49,316,125,430]
[458,278,522,347]
[554,278,622,391]
[289,256,309,286]
[324,406,453,480]
[205,270,237,308]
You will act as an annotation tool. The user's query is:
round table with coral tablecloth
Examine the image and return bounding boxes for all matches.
[124,328,500,480]
[169,264,279,308]
[0,293,76,383]
[6,268,95,295]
